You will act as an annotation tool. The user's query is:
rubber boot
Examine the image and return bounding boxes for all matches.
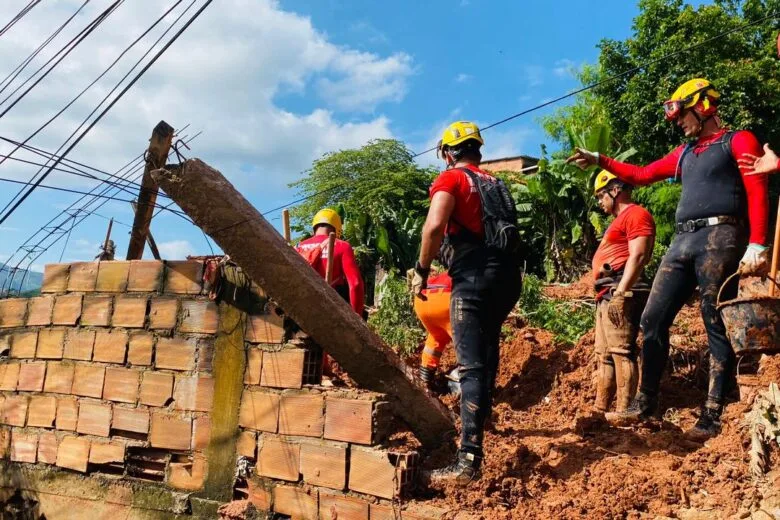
[612,355,638,413]
[428,450,482,487]
[418,366,434,388]
[594,357,616,413]
[685,405,723,441]
[605,391,657,425]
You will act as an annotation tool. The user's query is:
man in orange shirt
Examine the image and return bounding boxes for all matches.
[590,172,655,420]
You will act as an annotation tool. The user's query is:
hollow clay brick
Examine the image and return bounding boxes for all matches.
[300,440,347,490]
[173,375,214,412]
[319,494,369,520]
[36,328,66,359]
[197,339,214,372]
[260,349,305,389]
[92,330,128,364]
[279,394,324,437]
[41,263,69,293]
[103,368,140,404]
[112,407,149,434]
[26,295,54,326]
[149,298,178,330]
[81,295,112,326]
[77,401,112,437]
[2,395,28,426]
[56,435,90,472]
[112,296,148,328]
[236,430,255,459]
[244,349,262,385]
[324,398,376,445]
[89,441,125,464]
[273,486,318,520]
[0,427,8,459]
[179,300,218,334]
[17,362,46,392]
[247,478,272,511]
[0,298,27,328]
[0,362,20,391]
[149,412,191,450]
[43,362,74,394]
[140,372,173,407]
[10,331,37,358]
[67,262,98,292]
[37,431,58,464]
[238,389,279,432]
[168,453,207,491]
[95,261,130,292]
[164,261,203,294]
[155,337,195,371]
[192,416,211,451]
[27,395,56,428]
[52,294,82,325]
[128,260,164,292]
[258,436,300,481]
[349,448,405,499]
[63,329,95,361]
[72,364,105,398]
[55,397,79,430]
[127,332,154,366]
[245,313,285,344]
[10,431,37,463]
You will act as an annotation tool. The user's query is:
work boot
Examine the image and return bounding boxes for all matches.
[418,366,434,388]
[604,392,657,425]
[428,451,482,487]
[685,406,722,441]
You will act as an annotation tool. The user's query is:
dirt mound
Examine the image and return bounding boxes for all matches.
[542,272,595,300]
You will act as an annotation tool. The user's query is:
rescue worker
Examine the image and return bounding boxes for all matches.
[415,121,522,485]
[567,78,770,439]
[413,270,453,387]
[589,171,655,420]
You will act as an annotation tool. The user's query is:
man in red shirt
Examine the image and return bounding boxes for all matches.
[589,171,655,420]
[414,121,522,486]
[568,78,770,439]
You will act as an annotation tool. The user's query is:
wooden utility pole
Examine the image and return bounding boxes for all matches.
[152,159,454,447]
[126,121,174,260]
[130,201,162,260]
[282,208,291,243]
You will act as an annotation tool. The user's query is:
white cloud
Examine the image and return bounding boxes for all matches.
[157,239,196,259]
[552,59,576,79]
[455,73,472,83]
[522,65,545,87]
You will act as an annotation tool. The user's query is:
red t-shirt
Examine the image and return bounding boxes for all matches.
[592,204,656,279]
[295,235,365,315]
[429,164,496,237]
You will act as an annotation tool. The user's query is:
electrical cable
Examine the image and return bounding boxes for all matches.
[0,0,42,39]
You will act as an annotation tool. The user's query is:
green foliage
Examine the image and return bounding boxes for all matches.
[632,182,682,244]
[518,274,595,345]
[367,273,425,357]
[644,241,669,281]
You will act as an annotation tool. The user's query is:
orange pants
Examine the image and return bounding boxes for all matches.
[414,289,452,369]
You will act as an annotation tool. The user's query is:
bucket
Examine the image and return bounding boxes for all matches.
[717,272,780,356]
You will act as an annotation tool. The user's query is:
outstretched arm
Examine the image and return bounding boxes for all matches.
[567,146,683,185]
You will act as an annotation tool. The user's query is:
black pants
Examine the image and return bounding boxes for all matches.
[639,223,746,409]
[449,244,522,456]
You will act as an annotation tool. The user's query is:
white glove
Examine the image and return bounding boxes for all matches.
[739,243,769,274]
[566,148,600,170]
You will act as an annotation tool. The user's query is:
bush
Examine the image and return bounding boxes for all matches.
[518,274,595,345]
[368,273,425,358]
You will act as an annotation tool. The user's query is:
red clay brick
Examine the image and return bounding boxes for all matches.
[27,395,57,428]
[95,261,130,292]
[148,298,178,330]
[67,262,98,292]
[244,349,262,385]
[77,401,112,437]
[273,486,318,520]
[349,448,405,499]
[128,260,164,292]
[81,295,112,326]
[260,349,305,389]
[324,398,376,445]
[41,263,69,293]
[0,298,27,328]
[127,332,154,366]
[149,412,191,450]
[238,389,279,432]
[26,295,54,326]
[247,478,272,511]
[2,395,28,426]
[52,294,82,325]
[111,407,149,434]
[140,372,173,407]
[55,397,78,430]
[168,453,207,491]
[319,494,369,520]
[173,375,214,412]
[10,331,37,358]
[370,505,431,520]
[279,394,323,437]
[92,330,128,363]
[179,300,218,334]
[56,435,90,472]
[0,335,9,357]
[37,431,58,464]
[112,296,148,328]
[236,430,256,459]
[245,313,285,344]
[103,368,140,404]
[36,328,66,359]
[89,441,125,464]
[192,416,211,451]
[0,426,8,459]
[197,339,214,372]
[258,436,300,481]
[43,362,74,394]
[300,440,347,490]
[72,364,105,398]
[63,329,95,361]
[17,362,46,392]
[164,261,203,295]
[155,337,195,371]
[0,362,20,390]
[11,431,37,463]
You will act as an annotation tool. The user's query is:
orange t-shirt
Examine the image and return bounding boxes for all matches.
[592,204,655,280]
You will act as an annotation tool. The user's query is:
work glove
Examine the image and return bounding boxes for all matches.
[607,292,627,328]
[738,244,769,275]
[737,143,780,176]
[412,262,430,300]
[565,148,600,170]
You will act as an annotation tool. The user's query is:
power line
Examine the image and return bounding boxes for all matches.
[0,0,42,39]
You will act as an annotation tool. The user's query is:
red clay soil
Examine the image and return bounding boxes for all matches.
[414,302,779,519]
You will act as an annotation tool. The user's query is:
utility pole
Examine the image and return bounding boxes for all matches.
[130,201,162,260]
[126,121,174,260]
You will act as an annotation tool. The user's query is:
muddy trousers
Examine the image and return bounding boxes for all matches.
[414,289,453,369]
[449,246,522,457]
[639,224,746,409]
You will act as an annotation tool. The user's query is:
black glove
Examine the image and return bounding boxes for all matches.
[412,262,430,300]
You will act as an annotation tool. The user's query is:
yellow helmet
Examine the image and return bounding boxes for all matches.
[312,208,342,237]
[663,78,720,121]
[438,121,484,150]
[594,170,619,194]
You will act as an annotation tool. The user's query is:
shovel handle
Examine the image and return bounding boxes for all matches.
[325,232,336,285]
[770,196,780,297]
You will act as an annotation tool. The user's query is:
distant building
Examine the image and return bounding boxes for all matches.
[480,155,538,174]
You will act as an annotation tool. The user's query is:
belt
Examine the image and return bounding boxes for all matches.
[675,215,737,234]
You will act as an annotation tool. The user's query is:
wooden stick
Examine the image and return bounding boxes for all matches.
[770,196,780,297]
[325,231,336,285]
[282,208,291,243]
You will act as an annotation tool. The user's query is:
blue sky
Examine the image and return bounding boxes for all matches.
[0,0,706,274]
